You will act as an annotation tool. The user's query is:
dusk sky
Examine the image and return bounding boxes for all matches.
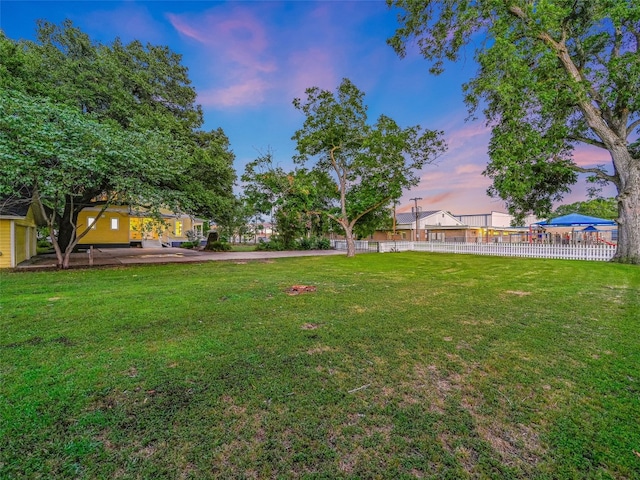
[1,0,614,215]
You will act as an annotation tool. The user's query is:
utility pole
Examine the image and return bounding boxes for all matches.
[410,197,422,242]
[392,200,398,240]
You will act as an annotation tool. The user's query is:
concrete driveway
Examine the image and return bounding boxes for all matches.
[17,247,345,270]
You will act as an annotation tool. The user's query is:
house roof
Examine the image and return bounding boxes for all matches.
[395,211,440,224]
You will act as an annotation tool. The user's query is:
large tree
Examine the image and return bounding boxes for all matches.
[388,0,640,264]
[0,90,185,268]
[552,197,618,220]
[292,78,446,257]
[0,21,235,266]
[242,153,337,248]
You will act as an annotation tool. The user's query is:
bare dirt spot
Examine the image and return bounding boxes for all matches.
[301,323,319,330]
[505,290,532,296]
[307,345,332,354]
[179,463,197,480]
[136,443,161,459]
[53,336,74,346]
[286,285,317,295]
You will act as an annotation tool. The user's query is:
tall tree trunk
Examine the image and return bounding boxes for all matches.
[343,222,356,258]
[56,202,83,269]
[613,158,640,264]
[56,204,79,254]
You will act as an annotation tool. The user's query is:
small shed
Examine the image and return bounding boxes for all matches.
[0,197,44,268]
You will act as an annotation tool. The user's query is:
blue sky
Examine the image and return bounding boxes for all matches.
[1,0,612,214]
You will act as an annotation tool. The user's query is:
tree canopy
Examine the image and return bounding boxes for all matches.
[292,78,446,256]
[389,0,640,263]
[552,197,617,220]
[242,152,337,248]
[0,21,235,267]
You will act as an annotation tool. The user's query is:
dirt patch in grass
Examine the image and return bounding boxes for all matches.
[505,290,532,296]
[3,336,44,348]
[301,323,319,330]
[285,285,317,295]
[390,359,545,474]
[2,335,74,348]
[307,345,332,355]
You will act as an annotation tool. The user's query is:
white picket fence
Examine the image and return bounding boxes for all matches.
[332,240,616,261]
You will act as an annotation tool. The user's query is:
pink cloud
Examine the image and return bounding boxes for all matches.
[572,144,611,167]
[197,78,270,108]
[286,48,338,98]
[447,122,491,141]
[455,163,484,175]
[165,2,365,110]
[167,7,276,108]
[165,15,208,43]
[396,117,499,214]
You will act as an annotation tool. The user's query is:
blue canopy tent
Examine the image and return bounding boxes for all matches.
[532,213,617,245]
[535,213,616,227]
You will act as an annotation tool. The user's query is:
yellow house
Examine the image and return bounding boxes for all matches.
[0,199,43,268]
[76,206,204,248]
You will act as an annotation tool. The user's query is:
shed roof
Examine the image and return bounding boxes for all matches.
[0,196,32,218]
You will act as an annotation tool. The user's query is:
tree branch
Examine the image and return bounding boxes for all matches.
[72,194,115,245]
[569,135,607,149]
[612,26,622,59]
[349,196,393,229]
[572,165,617,185]
[627,118,640,138]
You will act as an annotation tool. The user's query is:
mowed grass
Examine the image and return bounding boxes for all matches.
[1,253,639,479]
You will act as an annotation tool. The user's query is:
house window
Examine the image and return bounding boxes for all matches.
[87,217,97,230]
[111,218,119,230]
[175,220,183,236]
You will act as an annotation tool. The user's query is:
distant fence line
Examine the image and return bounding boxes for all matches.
[330,240,616,262]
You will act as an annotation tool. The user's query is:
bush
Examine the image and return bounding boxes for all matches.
[256,236,332,251]
[298,237,331,250]
[314,237,331,250]
[255,238,286,251]
[296,238,313,250]
[204,241,231,252]
[179,241,200,249]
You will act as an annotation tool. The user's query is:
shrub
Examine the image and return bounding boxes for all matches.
[296,238,313,250]
[255,238,286,251]
[204,241,231,252]
[256,236,331,251]
[314,237,331,250]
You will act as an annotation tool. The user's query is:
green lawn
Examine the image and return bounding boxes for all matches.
[1,253,639,479]
[230,243,261,252]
